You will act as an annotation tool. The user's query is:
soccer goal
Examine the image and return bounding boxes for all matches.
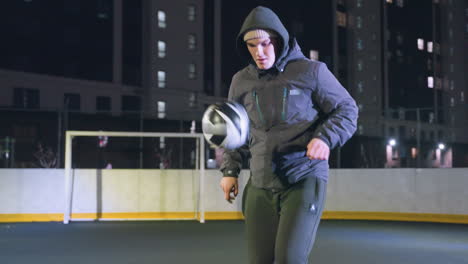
[63,130,206,224]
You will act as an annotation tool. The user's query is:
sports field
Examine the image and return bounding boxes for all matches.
[1,220,467,264]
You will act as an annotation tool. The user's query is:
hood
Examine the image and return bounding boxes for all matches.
[236,6,291,70]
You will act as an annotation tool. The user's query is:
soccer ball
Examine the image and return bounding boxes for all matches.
[202,101,249,150]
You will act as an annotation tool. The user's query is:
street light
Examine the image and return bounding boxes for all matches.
[388,138,397,146]
[438,143,445,150]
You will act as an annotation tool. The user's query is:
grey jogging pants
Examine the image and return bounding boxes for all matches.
[242,176,327,264]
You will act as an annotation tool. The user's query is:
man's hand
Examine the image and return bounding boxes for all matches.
[220,177,238,203]
[307,138,330,160]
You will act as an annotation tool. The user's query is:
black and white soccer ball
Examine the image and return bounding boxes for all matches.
[202,101,249,150]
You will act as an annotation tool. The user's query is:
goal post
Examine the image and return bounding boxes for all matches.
[63,130,206,224]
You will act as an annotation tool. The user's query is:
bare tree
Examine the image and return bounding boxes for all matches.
[34,143,57,168]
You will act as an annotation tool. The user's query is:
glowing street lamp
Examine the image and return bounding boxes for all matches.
[438,143,445,150]
[388,139,397,147]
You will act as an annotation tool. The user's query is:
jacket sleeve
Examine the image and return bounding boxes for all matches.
[312,63,358,149]
[219,74,251,177]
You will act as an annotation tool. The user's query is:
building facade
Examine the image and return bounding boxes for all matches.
[0,0,466,168]
[0,0,223,168]
[0,0,223,120]
[342,0,468,168]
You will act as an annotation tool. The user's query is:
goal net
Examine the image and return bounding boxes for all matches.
[63,130,206,224]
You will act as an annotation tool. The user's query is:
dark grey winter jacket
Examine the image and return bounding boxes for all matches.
[221,6,358,190]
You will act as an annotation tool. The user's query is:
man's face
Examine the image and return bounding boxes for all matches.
[246,37,276,70]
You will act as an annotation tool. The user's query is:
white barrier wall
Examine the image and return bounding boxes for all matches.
[0,168,467,222]
[0,169,64,214]
[70,169,201,214]
[326,168,468,215]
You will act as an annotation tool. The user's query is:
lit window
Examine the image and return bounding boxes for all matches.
[461,92,465,102]
[336,11,347,27]
[357,81,364,93]
[160,136,165,149]
[427,76,434,88]
[357,60,363,71]
[309,50,319,60]
[396,0,404,7]
[427,41,433,53]
[97,13,109,19]
[189,92,197,108]
[386,0,393,3]
[158,10,166,28]
[157,101,166,119]
[356,39,364,50]
[450,80,454,90]
[450,97,455,107]
[188,34,197,50]
[356,16,362,29]
[417,38,424,50]
[429,112,434,124]
[188,5,196,21]
[188,63,196,79]
[158,41,166,58]
[357,0,363,8]
[158,71,166,88]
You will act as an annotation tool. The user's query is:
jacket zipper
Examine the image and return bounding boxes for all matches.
[281,87,288,121]
[252,91,265,125]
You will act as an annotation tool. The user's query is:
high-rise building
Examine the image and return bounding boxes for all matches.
[0,0,224,122]
[344,0,468,167]
[0,0,466,168]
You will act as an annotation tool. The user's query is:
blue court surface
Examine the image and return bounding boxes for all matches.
[1,220,467,264]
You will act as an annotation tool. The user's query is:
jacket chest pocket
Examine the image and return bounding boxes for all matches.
[242,88,284,129]
[242,86,310,128]
[285,87,313,123]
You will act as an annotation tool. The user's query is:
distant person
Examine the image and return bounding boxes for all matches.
[219,6,358,264]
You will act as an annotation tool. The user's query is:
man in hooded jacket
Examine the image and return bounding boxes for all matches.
[219,6,358,264]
